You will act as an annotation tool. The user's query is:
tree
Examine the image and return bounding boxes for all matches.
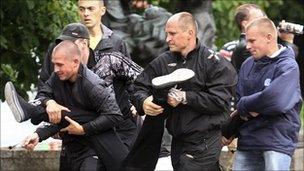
[0,0,78,100]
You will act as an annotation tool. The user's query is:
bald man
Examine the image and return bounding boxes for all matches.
[231,18,301,170]
[123,12,237,170]
[5,40,129,170]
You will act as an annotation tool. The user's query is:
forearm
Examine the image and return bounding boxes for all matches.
[238,65,300,116]
[35,124,61,142]
[186,90,230,114]
[82,114,123,135]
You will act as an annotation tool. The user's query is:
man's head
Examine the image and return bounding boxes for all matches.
[165,12,197,57]
[78,0,106,29]
[234,4,266,32]
[245,17,278,59]
[52,40,81,82]
[56,23,90,64]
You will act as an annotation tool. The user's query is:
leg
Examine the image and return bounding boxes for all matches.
[122,114,166,170]
[233,150,264,171]
[263,150,291,171]
[5,81,47,123]
[79,154,103,171]
[116,117,138,149]
[59,147,72,171]
[87,129,129,171]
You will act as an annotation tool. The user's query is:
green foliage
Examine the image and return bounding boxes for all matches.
[0,0,79,100]
[212,0,284,48]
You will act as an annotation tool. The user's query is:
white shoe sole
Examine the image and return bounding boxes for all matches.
[152,68,195,88]
[4,82,24,122]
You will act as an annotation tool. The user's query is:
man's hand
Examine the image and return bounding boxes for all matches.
[22,133,39,150]
[278,30,294,44]
[143,96,164,116]
[230,110,238,118]
[46,100,70,124]
[167,87,186,107]
[60,116,85,135]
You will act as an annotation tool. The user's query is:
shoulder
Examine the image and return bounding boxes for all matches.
[108,33,125,46]
[82,65,106,87]
[199,45,237,75]
[150,51,173,65]
[276,47,299,71]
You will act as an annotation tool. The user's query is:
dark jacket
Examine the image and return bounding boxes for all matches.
[133,41,237,139]
[36,64,123,141]
[236,46,302,156]
[93,51,142,116]
[93,24,130,58]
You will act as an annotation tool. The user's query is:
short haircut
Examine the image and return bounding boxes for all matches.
[234,4,266,31]
[177,12,198,34]
[52,40,81,61]
[78,0,104,7]
[99,0,104,7]
[245,17,277,37]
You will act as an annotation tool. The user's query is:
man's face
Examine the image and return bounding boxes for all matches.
[52,51,77,81]
[165,20,189,53]
[78,0,105,29]
[246,26,268,59]
[74,39,90,64]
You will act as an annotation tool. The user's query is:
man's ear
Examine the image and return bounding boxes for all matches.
[100,6,106,16]
[73,58,80,66]
[241,20,248,31]
[266,33,273,43]
[188,29,194,39]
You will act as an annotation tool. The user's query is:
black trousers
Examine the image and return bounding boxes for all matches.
[116,117,139,150]
[121,114,167,171]
[171,129,222,171]
[59,142,102,171]
[122,114,222,171]
[59,129,129,171]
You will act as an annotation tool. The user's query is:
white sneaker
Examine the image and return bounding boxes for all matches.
[5,81,25,122]
[152,68,195,89]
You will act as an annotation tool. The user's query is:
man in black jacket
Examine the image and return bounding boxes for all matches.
[78,0,140,148]
[40,7,141,147]
[122,12,237,170]
[5,40,129,171]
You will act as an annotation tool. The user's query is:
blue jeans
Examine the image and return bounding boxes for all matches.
[233,150,291,171]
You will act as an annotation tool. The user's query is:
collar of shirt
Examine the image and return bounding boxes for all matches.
[268,44,285,58]
[101,24,113,39]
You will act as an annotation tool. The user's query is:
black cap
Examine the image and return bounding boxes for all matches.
[56,23,90,43]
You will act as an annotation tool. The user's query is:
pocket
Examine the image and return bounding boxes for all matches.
[177,153,204,171]
[184,139,208,160]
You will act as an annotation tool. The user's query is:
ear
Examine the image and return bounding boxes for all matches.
[188,29,194,38]
[266,33,272,43]
[241,20,248,31]
[100,6,106,16]
[73,58,80,66]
